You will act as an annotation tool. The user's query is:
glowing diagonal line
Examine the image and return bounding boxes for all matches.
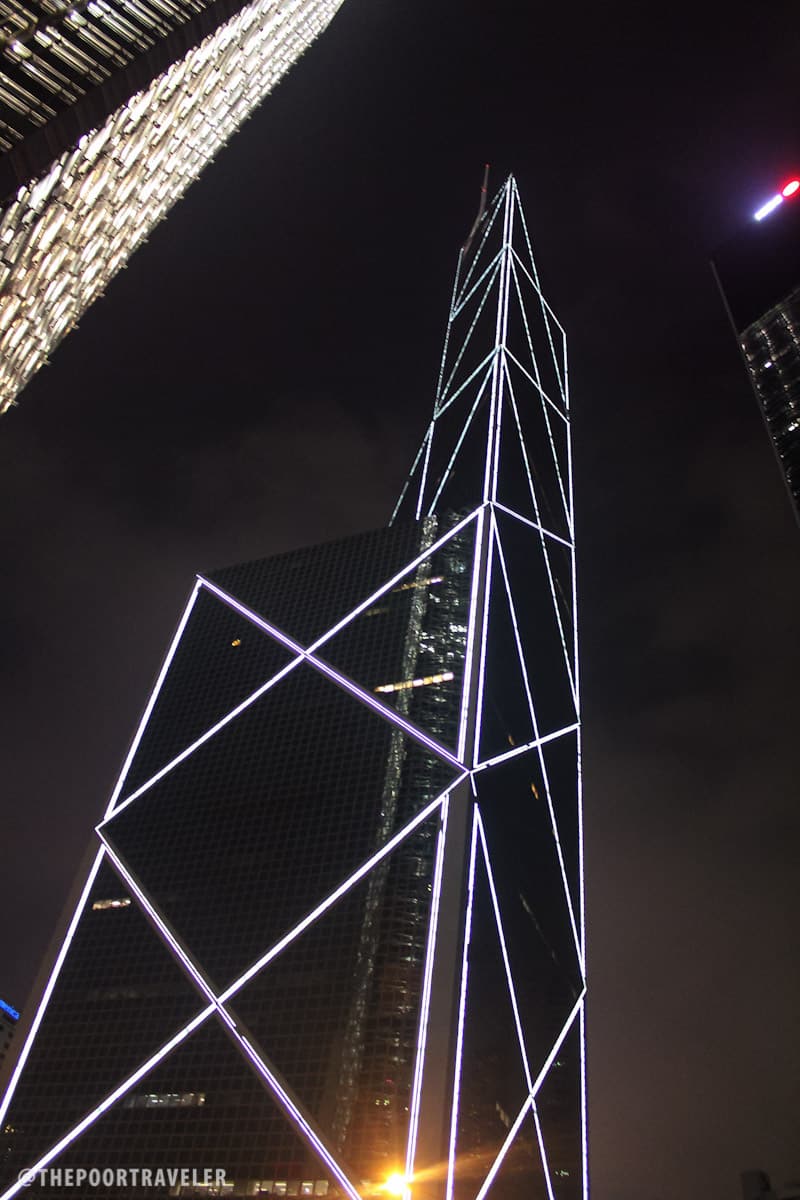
[99,790,460,1200]
[427,367,493,516]
[433,347,495,421]
[101,655,304,825]
[484,186,514,506]
[391,429,428,526]
[235,1035,362,1200]
[492,503,575,720]
[439,259,502,417]
[450,248,503,323]
[101,843,354,1183]
[530,992,585,1102]
[503,355,571,552]
[0,847,106,1129]
[488,511,538,737]
[415,419,436,523]
[0,1007,214,1200]
[197,577,464,772]
[445,805,479,1200]
[105,581,201,817]
[306,508,479,658]
[497,382,577,702]
[508,244,568,349]
[100,840,218,1000]
[505,342,567,425]
[531,1100,557,1200]
[473,1095,531,1200]
[405,793,449,1180]
[456,183,506,299]
[218,788,458,1004]
[503,289,570,530]
[579,1004,589,1200]
[491,198,515,506]
[97,851,348,1188]
[475,808,533,1092]
[498,356,540,524]
[472,722,579,774]
[491,501,573,550]
[417,239,467,515]
[491,519,582,973]
[471,505,496,768]
[510,179,568,408]
[457,502,488,762]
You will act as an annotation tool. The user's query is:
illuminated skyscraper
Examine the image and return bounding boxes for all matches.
[0,0,345,414]
[0,176,585,1200]
[712,176,800,525]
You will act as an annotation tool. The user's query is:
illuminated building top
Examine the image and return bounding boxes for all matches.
[0,0,345,415]
[713,177,800,525]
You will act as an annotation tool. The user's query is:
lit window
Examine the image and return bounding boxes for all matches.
[124,1091,206,1108]
[230,637,241,646]
[391,575,444,593]
[91,897,131,910]
[374,671,454,695]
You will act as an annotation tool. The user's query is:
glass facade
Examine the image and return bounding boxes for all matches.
[0,0,345,414]
[739,290,800,521]
[1,178,585,1200]
[712,196,800,524]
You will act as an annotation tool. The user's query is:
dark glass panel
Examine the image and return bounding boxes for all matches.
[321,515,476,752]
[492,513,577,739]
[452,855,531,1200]
[496,369,571,544]
[230,815,440,1185]
[477,536,536,763]
[121,587,293,798]
[15,1013,352,1198]
[474,749,583,1084]
[209,524,424,646]
[106,664,458,993]
[0,859,205,1193]
[536,1021,584,1200]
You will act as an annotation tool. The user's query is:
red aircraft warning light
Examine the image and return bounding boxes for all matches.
[754,177,800,220]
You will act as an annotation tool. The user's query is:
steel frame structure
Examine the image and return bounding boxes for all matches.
[0,176,585,1200]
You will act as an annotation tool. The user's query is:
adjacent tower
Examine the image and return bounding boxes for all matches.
[0,0,345,414]
[711,176,800,525]
[0,176,586,1200]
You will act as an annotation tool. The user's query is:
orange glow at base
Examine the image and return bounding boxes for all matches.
[383,1174,409,1197]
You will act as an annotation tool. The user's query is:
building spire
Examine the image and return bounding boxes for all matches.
[392,175,571,552]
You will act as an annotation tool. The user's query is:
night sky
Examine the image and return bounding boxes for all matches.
[1,3,798,1198]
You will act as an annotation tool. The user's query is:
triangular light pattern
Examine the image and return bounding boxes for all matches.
[0,178,585,1200]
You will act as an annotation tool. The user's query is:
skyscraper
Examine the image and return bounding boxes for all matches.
[0,176,585,1200]
[711,177,800,525]
[0,0,345,415]
[0,1002,19,1076]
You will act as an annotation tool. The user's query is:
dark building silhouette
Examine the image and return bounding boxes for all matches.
[0,177,585,1200]
[0,1001,18,1077]
[712,179,800,524]
[0,0,345,413]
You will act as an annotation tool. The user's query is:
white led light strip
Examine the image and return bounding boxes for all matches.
[475,808,557,1200]
[404,793,450,1182]
[2,789,458,1200]
[444,803,479,1200]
